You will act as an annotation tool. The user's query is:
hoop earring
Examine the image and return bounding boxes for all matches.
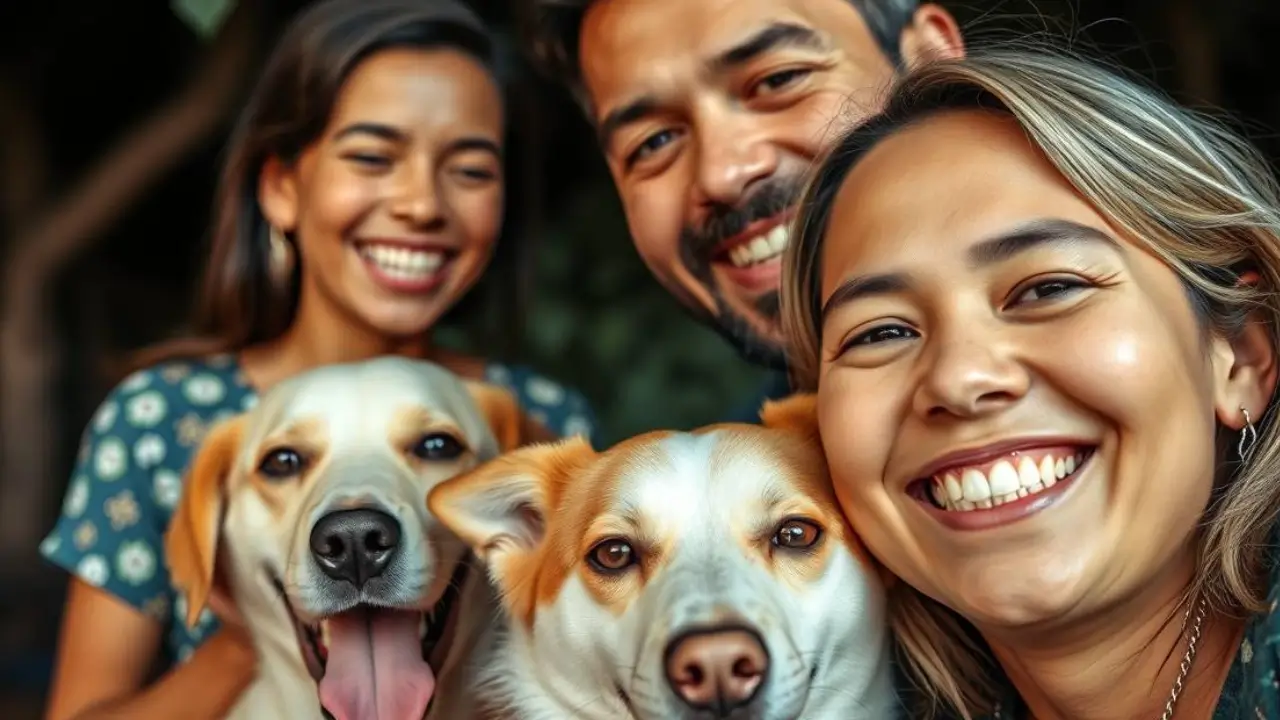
[268,225,295,287]
[1239,406,1258,462]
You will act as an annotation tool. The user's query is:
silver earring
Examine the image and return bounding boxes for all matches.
[268,225,295,286]
[1239,406,1258,462]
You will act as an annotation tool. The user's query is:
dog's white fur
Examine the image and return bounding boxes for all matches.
[164,356,534,719]
[429,393,899,720]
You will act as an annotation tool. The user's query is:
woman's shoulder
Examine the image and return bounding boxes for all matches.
[482,362,598,443]
[103,354,256,416]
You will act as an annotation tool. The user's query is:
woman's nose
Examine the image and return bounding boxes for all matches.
[912,320,1031,420]
[389,162,445,228]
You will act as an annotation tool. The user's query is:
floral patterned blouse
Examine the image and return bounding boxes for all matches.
[39,354,598,666]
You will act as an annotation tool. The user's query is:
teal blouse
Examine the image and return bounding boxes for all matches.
[39,354,598,665]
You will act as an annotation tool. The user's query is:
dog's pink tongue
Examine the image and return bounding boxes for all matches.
[319,609,435,720]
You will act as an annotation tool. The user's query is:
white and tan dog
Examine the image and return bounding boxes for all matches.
[428,393,898,720]
[164,356,540,720]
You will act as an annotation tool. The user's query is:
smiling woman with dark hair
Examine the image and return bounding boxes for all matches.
[783,47,1280,719]
[40,1,596,717]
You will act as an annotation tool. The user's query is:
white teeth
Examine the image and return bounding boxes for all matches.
[944,473,963,502]
[1039,455,1057,488]
[1017,457,1040,489]
[987,461,1021,496]
[961,468,991,502]
[930,450,1090,513]
[727,225,790,268]
[359,244,445,280]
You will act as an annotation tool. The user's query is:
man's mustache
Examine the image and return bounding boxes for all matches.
[679,179,802,264]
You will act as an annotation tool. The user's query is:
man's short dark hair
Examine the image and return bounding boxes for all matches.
[521,0,921,107]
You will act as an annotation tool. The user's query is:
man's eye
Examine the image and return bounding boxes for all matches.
[627,129,678,166]
[752,68,813,97]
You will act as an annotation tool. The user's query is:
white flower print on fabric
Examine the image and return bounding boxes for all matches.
[133,433,167,469]
[486,365,512,386]
[524,376,566,406]
[94,437,129,480]
[153,469,183,509]
[120,369,153,393]
[92,401,119,433]
[63,476,90,518]
[126,391,168,428]
[174,592,188,627]
[40,535,60,556]
[116,540,157,586]
[183,374,226,406]
[241,394,259,411]
[78,554,110,587]
[562,414,593,440]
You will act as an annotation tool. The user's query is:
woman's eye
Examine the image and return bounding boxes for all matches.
[452,166,497,182]
[846,324,919,349]
[343,153,392,168]
[752,68,812,96]
[1012,278,1087,305]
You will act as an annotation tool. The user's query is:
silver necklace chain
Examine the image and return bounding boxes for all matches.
[1161,595,1209,720]
[993,595,1209,720]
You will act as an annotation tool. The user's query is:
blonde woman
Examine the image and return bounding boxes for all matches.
[782,47,1280,719]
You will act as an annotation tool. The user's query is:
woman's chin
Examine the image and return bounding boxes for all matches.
[943,557,1099,631]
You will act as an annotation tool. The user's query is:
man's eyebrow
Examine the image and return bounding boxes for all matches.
[333,122,406,143]
[819,219,1120,323]
[597,96,658,152]
[595,23,826,153]
[711,22,828,71]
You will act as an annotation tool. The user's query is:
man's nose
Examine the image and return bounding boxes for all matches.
[693,114,780,207]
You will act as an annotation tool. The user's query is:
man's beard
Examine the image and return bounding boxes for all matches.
[677,178,801,372]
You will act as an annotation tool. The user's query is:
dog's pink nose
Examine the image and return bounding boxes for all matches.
[664,627,768,712]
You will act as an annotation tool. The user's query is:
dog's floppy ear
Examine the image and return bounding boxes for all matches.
[760,392,820,441]
[428,436,593,588]
[164,415,245,628]
[464,380,556,452]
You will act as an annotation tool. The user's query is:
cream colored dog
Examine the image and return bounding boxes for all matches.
[165,356,540,720]
[428,394,898,720]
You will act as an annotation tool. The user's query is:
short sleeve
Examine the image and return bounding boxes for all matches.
[39,370,173,619]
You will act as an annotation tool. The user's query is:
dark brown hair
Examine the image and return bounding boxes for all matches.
[519,0,920,109]
[132,0,500,370]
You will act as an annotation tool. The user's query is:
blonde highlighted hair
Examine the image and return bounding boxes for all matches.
[782,45,1280,716]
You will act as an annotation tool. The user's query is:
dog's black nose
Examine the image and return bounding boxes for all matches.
[309,508,401,587]
[665,627,769,714]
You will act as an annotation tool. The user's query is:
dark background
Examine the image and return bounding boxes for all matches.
[0,0,1274,715]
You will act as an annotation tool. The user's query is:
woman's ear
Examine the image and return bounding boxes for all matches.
[258,155,300,232]
[1212,276,1278,430]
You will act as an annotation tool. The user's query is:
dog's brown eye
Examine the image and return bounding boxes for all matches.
[587,538,636,573]
[772,518,822,549]
[259,448,304,479]
[411,432,465,461]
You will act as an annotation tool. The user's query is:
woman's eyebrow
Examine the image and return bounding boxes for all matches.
[820,219,1118,324]
[333,122,406,143]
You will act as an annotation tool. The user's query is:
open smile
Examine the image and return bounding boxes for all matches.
[908,443,1097,530]
[708,211,794,293]
[354,239,458,294]
[269,561,467,720]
